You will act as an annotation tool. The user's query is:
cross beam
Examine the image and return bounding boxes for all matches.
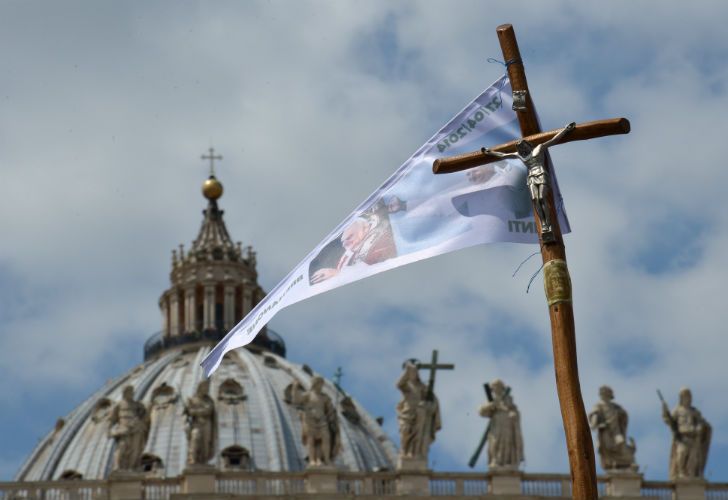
[433,118,630,174]
[415,350,454,401]
[432,25,626,499]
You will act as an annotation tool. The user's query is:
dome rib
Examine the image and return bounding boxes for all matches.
[239,348,291,471]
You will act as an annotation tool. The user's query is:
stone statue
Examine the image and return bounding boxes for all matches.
[478,379,524,470]
[108,385,149,472]
[589,386,638,471]
[482,122,575,241]
[396,361,441,460]
[184,379,218,466]
[660,388,712,480]
[293,376,341,466]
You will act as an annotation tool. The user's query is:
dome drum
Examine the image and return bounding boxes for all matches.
[143,328,286,361]
[159,281,262,339]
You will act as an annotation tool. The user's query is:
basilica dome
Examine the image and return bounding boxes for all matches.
[16,167,397,481]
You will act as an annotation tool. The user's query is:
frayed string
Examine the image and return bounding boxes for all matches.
[526,262,545,294]
[511,251,540,278]
[512,250,545,294]
[486,57,520,109]
[487,57,522,68]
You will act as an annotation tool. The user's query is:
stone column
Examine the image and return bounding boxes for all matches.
[304,466,338,494]
[487,469,523,496]
[160,298,169,337]
[242,287,253,316]
[674,478,706,500]
[184,287,195,333]
[606,471,643,497]
[203,285,215,330]
[169,291,180,337]
[223,285,235,330]
[396,458,430,496]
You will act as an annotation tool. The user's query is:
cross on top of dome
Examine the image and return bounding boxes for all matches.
[201,148,224,201]
[201,147,223,177]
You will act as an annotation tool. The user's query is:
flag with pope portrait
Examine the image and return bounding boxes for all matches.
[202,75,570,376]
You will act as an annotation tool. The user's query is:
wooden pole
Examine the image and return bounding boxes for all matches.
[496,24,598,499]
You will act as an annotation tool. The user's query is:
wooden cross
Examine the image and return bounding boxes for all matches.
[201,147,223,176]
[432,25,630,499]
[415,349,454,401]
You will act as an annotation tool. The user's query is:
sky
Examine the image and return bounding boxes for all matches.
[1,0,728,483]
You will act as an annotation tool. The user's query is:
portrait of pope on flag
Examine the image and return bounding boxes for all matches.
[309,199,398,285]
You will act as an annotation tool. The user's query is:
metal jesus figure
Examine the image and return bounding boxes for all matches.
[482,122,575,241]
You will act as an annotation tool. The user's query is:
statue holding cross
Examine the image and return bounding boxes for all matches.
[396,350,453,464]
[478,379,524,470]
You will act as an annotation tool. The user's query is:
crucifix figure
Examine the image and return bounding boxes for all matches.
[432,24,631,499]
[396,350,453,463]
[482,121,576,242]
[201,147,223,176]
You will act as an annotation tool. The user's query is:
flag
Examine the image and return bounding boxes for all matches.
[201,75,570,376]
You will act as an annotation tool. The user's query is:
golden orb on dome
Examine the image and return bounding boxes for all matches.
[202,176,223,200]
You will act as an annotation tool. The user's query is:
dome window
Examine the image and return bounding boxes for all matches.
[150,383,177,409]
[340,396,361,425]
[217,378,246,404]
[221,355,237,366]
[171,356,190,368]
[221,445,253,470]
[140,453,164,473]
[263,355,278,368]
[91,398,113,423]
[60,470,83,480]
[51,418,65,439]
[283,382,305,406]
